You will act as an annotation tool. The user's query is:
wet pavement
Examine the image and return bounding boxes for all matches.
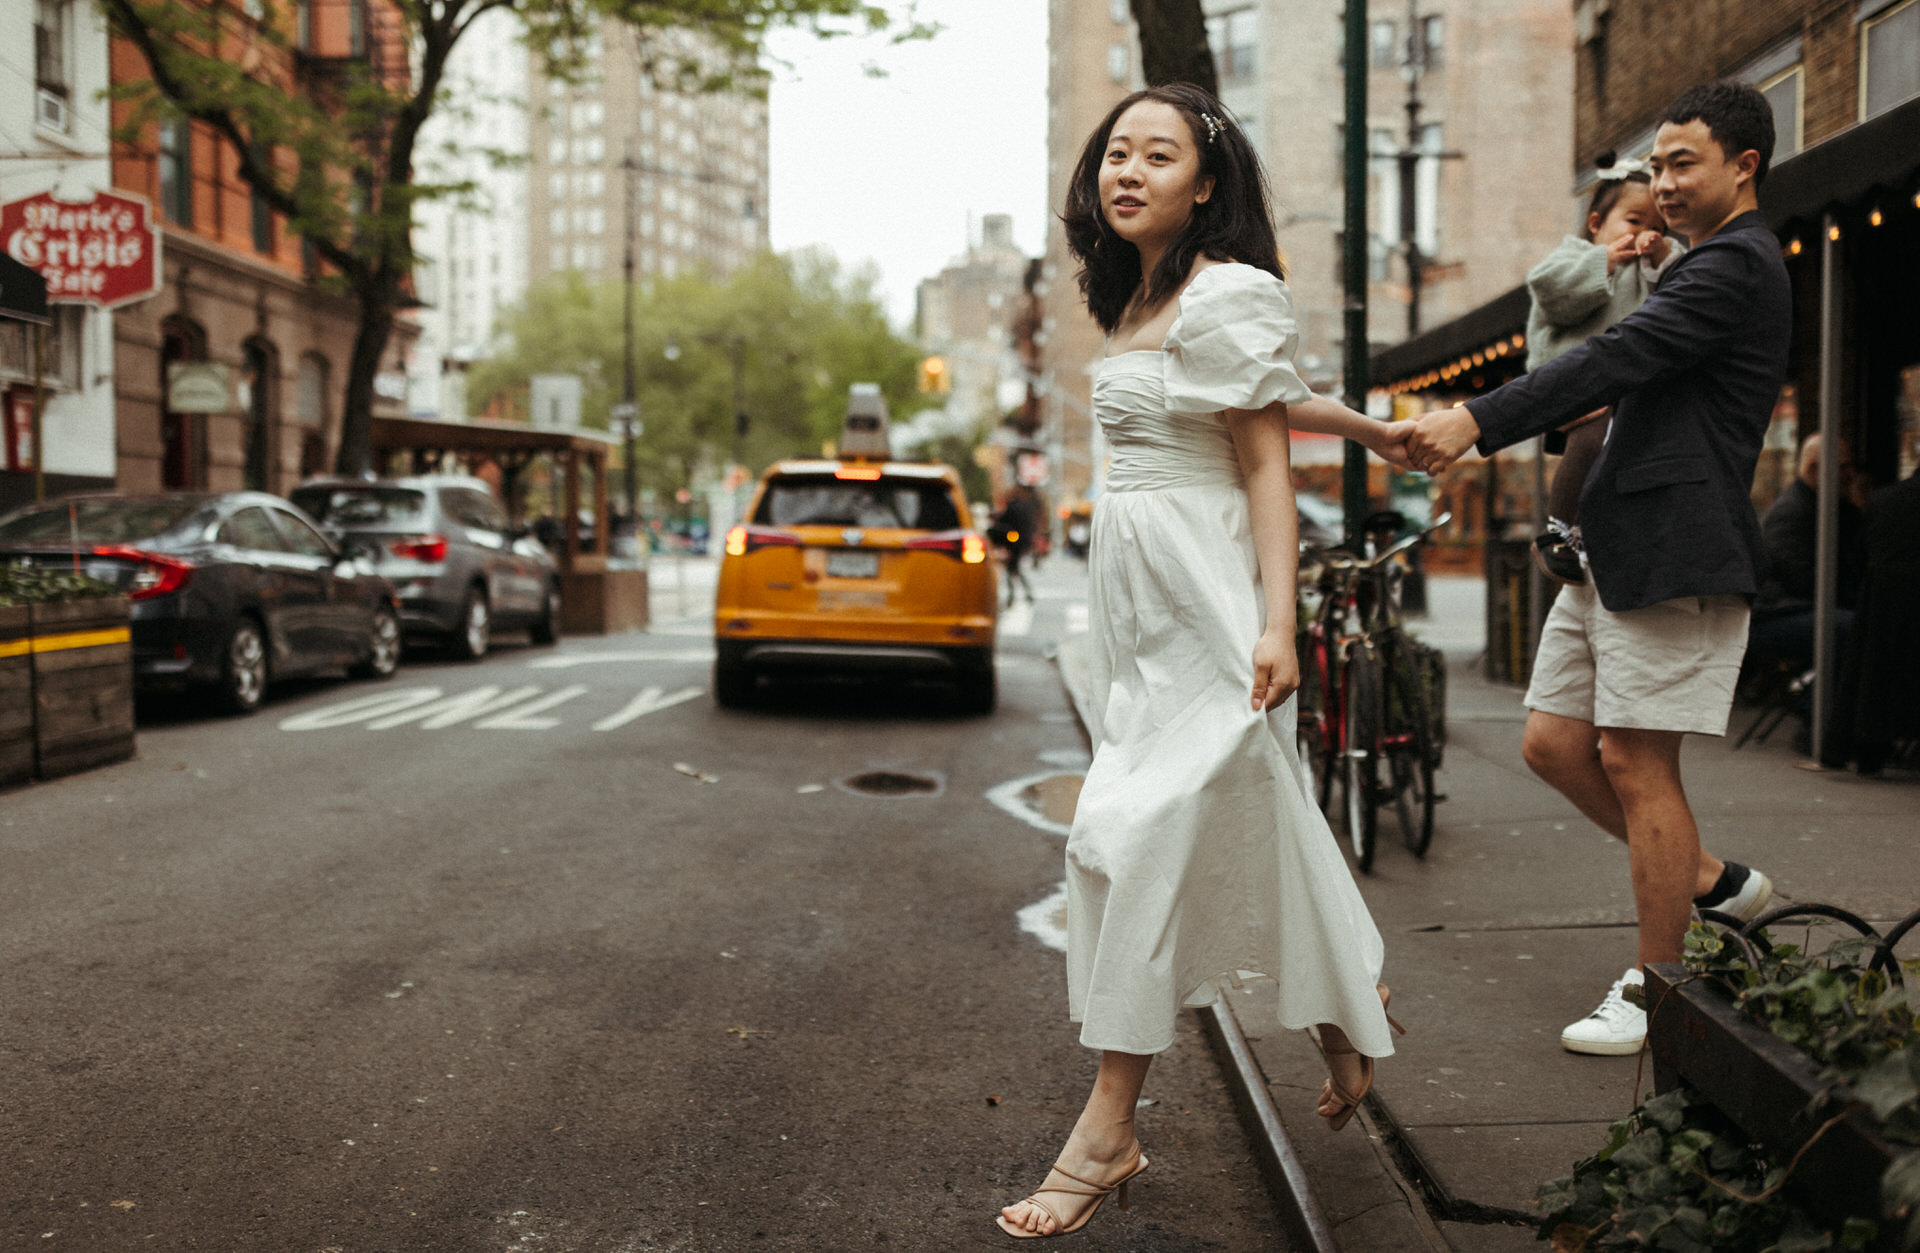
[1,556,1287,1251]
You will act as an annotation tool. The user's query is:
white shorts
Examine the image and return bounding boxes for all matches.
[1524,582,1751,736]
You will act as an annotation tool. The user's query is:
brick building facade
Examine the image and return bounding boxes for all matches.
[108,0,418,496]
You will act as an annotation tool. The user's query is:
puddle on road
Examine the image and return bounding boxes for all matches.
[988,766,1085,953]
[837,769,945,798]
[986,770,1084,837]
[1018,881,1069,952]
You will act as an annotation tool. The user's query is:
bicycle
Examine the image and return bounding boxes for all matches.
[1295,511,1449,873]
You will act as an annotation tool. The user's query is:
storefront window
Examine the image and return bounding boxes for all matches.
[1898,364,1920,482]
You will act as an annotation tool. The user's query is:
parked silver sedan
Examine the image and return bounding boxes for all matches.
[291,476,562,658]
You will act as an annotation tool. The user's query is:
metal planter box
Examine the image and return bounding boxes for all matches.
[1645,962,1905,1251]
[0,596,136,787]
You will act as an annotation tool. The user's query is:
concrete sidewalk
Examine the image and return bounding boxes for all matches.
[1056,573,1920,1251]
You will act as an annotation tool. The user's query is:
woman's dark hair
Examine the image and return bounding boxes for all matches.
[1582,158,1654,241]
[1062,83,1282,335]
[1661,81,1776,187]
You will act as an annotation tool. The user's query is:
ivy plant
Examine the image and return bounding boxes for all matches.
[0,563,117,607]
[1539,921,1920,1252]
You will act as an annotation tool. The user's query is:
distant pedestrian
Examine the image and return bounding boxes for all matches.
[996,83,1411,1240]
[1408,82,1786,1056]
[1523,158,1681,584]
[991,485,1038,606]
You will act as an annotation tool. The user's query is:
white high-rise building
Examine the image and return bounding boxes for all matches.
[410,8,531,420]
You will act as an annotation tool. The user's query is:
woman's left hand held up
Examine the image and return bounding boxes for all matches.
[1251,630,1300,711]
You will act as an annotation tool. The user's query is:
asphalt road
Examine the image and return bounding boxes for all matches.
[2,559,1287,1252]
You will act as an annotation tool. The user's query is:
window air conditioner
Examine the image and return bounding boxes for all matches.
[36,89,69,133]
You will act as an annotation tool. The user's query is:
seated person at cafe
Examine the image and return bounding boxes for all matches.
[1749,432,1862,674]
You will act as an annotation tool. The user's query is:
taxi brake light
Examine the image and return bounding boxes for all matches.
[962,534,986,564]
[905,531,988,564]
[728,525,804,555]
[834,466,883,481]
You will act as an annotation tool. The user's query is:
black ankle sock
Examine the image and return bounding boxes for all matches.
[1693,863,1747,907]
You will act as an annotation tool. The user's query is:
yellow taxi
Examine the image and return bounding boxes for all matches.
[714,391,998,711]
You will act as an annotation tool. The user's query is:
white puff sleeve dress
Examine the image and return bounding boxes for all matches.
[1066,262,1396,1058]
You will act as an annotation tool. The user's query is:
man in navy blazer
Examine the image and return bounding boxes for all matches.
[1409,83,1787,1056]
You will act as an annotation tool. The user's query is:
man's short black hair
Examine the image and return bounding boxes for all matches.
[1662,81,1777,186]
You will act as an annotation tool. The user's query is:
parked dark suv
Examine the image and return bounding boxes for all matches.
[291,476,562,658]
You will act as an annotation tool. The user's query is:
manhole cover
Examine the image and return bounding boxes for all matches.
[839,770,943,797]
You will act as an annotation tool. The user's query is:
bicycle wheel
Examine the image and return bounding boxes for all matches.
[1384,658,1437,857]
[1342,641,1381,873]
[1295,628,1336,811]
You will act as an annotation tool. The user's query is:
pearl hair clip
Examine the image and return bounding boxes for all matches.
[1199,111,1222,145]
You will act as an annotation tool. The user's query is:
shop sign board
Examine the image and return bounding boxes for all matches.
[167,363,234,414]
[1,189,162,309]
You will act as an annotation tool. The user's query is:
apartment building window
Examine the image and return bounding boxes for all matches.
[159,118,193,226]
[548,136,568,165]
[1370,20,1398,68]
[34,0,70,133]
[349,0,367,57]
[1420,16,1444,68]
[1760,66,1804,157]
[249,145,276,255]
[1208,8,1257,84]
[549,244,567,271]
[1861,0,1920,120]
[1108,42,1130,83]
[1109,0,1128,24]
[549,208,567,235]
[549,172,567,199]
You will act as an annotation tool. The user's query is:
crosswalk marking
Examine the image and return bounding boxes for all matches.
[529,648,714,668]
[593,685,704,732]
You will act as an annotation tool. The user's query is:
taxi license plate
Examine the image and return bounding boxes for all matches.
[826,551,880,579]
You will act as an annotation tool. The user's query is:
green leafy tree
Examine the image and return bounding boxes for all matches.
[101,0,929,475]
[469,249,933,502]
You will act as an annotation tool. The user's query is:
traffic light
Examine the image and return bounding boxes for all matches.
[918,355,950,395]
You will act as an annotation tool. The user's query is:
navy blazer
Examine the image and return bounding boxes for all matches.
[1465,211,1791,612]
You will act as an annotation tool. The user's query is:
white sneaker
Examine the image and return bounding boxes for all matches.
[1709,863,1774,923]
[1561,968,1646,1056]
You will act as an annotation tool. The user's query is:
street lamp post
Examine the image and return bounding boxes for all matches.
[616,149,640,534]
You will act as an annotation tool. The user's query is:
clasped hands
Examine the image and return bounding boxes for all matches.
[1367,408,1481,475]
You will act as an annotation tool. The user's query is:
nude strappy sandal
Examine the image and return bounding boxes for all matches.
[996,1144,1149,1239]
[1318,984,1408,1132]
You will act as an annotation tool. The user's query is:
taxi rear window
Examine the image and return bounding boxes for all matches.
[754,475,960,531]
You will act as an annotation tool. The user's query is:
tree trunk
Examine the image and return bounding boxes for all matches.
[337,282,396,476]
[1130,0,1217,95]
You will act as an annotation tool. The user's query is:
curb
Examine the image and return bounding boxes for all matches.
[1052,631,1340,1253]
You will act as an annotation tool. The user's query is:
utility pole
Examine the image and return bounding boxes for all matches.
[1395,0,1461,338]
[1341,0,1371,541]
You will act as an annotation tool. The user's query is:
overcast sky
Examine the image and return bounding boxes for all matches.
[765,0,1049,331]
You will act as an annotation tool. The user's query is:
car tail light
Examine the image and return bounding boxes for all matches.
[726,525,802,556]
[91,545,195,600]
[389,534,449,562]
[905,531,988,564]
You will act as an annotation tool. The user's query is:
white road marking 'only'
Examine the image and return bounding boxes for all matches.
[279,684,700,732]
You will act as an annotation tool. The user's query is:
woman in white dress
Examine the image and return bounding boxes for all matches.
[997,84,1411,1239]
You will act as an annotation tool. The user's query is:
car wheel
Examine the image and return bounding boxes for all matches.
[353,603,402,679]
[713,643,755,708]
[956,655,997,715]
[452,586,490,660]
[217,617,269,715]
[530,582,562,645]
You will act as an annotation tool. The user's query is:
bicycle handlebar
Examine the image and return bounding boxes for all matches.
[1306,512,1453,572]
